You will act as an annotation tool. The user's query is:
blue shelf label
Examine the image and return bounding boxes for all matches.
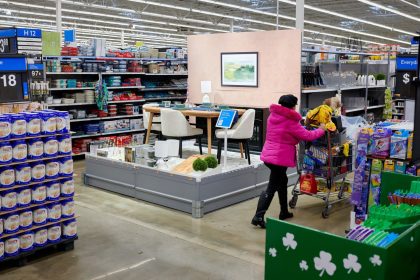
[216,109,238,129]
[396,57,417,71]
[23,81,29,99]
[0,57,27,71]
[28,64,44,70]
[16,28,42,38]
[0,28,16,38]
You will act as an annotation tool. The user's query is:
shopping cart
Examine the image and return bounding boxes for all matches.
[289,130,353,218]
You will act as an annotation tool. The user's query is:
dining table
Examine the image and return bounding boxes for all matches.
[143,106,246,155]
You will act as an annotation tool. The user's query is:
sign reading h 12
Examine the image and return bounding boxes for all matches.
[16,28,42,38]
[216,109,238,129]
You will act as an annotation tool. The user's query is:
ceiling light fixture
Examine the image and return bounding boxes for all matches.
[358,0,420,22]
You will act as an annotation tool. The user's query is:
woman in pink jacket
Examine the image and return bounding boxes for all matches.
[251,94,326,228]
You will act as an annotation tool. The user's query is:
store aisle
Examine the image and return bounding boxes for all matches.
[0,161,352,280]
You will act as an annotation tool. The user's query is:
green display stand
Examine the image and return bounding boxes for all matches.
[379,172,419,205]
[265,219,420,280]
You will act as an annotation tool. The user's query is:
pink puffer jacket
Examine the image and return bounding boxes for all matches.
[260,104,325,167]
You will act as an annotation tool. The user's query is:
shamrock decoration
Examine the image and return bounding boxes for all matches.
[314,251,336,277]
[269,248,277,257]
[369,254,382,267]
[299,260,308,271]
[282,233,297,251]
[343,254,362,274]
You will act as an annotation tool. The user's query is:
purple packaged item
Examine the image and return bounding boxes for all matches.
[372,127,392,158]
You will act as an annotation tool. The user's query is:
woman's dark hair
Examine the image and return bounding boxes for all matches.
[278,94,298,109]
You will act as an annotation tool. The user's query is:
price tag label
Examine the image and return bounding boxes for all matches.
[0,38,10,54]
[28,64,44,80]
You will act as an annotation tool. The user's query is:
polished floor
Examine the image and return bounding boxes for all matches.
[0,160,352,280]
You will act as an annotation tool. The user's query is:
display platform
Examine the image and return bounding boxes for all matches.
[84,148,297,218]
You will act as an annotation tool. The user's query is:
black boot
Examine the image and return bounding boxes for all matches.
[279,187,293,220]
[251,191,274,229]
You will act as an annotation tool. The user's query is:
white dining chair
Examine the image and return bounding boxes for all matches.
[160,108,204,158]
[142,103,162,142]
[215,109,255,165]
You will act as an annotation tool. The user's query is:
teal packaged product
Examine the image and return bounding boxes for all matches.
[0,114,11,140]
[17,187,31,207]
[46,180,60,201]
[1,189,17,210]
[31,184,47,204]
[12,140,27,162]
[3,213,19,233]
[30,161,45,182]
[59,156,73,177]
[9,114,26,138]
[390,130,410,160]
[28,138,44,159]
[57,134,72,155]
[62,219,77,239]
[61,199,75,218]
[45,159,59,179]
[394,161,407,174]
[60,178,74,197]
[43,136,58,157]
[19,231,34,252]
[4,235,19,257]
[23,112,41,136]
[47,225,61,244]
[0,141,13,164]
[34,227,48,247]
[40,111,57,135]
[19,210,33,229]
[15,163,31,185]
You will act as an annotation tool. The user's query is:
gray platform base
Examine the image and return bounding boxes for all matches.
[84,155,297,218]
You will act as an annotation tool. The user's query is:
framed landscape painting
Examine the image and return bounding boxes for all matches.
[221,52,258,87]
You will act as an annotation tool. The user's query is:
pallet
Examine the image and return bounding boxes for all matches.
[0,236,77,268]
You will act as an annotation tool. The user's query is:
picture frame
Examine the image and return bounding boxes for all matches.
[221,52,258,87]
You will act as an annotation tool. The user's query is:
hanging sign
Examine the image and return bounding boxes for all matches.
[0,56,28,102]
[396,56,417,71]
[64,30,76,43]
[16,28,42,39]
[42,31,61,56]
[135,41,144,47]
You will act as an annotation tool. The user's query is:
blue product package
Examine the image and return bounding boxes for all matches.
[12,140,27,162]
[23,112,41,136]
[59,156,73,177]
[4,236,20,257]
[17,186,31,207]
[33,207,48,226]
[0,114,11,140]
[27,138,44,159]
[55,111,69,133]
[43,136,58,158]
[47,225,61,244]
[62,219,77,239]
[40,111,57,135]
[19,231,34,252]
[394,161,407,174]
[30,161,45,182]
[3,213,19,234]
[60,178,74,197]
[31,184,47,204]
[19,210,33,230]
[15,163,31,185]
[0,166,15,188]
[57,134,72,155]
[47,203,62,222]
[0,141,12,164]
[34,227,48,247]
[390,130,410,160]
[61,198,75,218]
[9,114,26,138]
[45,159,59,179]
[46,180,60,201]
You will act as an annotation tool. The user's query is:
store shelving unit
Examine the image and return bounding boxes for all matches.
[301,49,392,118]
[44,55,188,157]
[392,98,415,120]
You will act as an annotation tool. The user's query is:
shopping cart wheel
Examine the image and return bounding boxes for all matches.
[289,195,298,209]
[322,207,330,219]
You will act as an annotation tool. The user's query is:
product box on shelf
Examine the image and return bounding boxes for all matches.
[129,119,143,130]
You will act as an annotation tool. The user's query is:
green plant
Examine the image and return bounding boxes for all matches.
[204,156,218,168]
[193,158,208,171]
[376,73,386,81]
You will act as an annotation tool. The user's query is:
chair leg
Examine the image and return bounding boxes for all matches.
[245,141,251,165]
[198,137,203,155]
[217,140,222,164]
[239,143,244,158]
[179,139,183,158]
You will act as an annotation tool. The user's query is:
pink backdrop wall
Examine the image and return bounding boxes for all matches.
[187,30,302,108]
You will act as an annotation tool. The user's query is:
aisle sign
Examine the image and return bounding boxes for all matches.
[0,56,28,102]
[216,109,238,129]
[64,30,75,43]
[0,57,27,71]
[396,56,417,71]
[16,28,42,39]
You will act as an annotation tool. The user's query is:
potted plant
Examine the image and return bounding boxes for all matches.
[376,73,386,86]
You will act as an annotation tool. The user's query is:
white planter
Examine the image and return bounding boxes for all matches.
[377,80,386,86]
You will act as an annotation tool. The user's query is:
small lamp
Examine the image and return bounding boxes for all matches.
[201,81,212,104]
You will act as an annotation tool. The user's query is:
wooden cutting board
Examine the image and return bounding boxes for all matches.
[172,155,206,174]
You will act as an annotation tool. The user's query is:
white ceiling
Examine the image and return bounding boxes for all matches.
[0,0,418,49]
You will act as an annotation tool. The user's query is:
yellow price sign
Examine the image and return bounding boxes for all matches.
[135,41,144,47]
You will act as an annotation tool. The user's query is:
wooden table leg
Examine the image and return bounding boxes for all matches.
[207,118,212,155]
[145,112,154,144]
[239,143,244,158]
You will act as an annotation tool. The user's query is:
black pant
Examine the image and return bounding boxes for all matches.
[255,163,288,218]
